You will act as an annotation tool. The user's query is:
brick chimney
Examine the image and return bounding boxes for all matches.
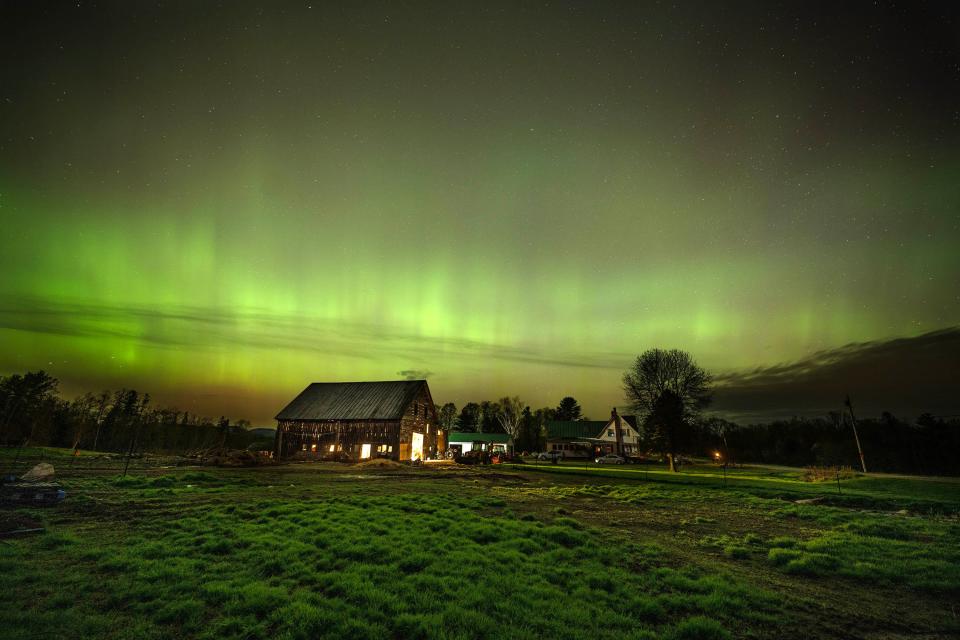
[612,407,624,456]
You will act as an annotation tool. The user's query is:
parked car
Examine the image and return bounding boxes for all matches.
[536,450,563,461]
[595,454,626,464]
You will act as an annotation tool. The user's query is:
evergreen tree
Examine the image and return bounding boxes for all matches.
[555,397,582,421]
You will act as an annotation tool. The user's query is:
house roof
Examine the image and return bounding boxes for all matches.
[546,415,639,440]
[275,380,427,421]
[447,431,511,444]
[546,421,608,440]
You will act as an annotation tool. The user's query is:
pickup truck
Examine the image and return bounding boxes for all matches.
[535,450,563,461]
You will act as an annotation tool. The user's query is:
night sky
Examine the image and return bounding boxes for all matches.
[1,1,958,425]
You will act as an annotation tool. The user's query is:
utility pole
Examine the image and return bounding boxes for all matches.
[845,395,867,473]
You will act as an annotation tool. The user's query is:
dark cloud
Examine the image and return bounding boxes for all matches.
[712,327,960,422]
[0,295,627,371]
[397,370,433,381]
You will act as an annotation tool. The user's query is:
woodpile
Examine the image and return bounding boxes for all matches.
[191,448,274,467]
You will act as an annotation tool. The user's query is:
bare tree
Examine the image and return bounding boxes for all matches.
[623,349,712,416]
[91,390,110,450]
[496,396,524,448]
[623,349,712,471]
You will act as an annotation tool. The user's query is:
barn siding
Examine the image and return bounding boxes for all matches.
[275,419,402,459]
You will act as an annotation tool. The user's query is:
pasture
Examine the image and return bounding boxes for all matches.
[1,449,958,639]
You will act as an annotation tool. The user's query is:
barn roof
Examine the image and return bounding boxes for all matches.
[275,380,428,421]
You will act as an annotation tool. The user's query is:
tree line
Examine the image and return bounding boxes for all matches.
[621,348,960,476]
[435,395,586,453]
[0,371,264,455]
[4,361,958,475]
[436,348,959,476]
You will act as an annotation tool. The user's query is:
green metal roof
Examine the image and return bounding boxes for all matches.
[447,431,511,444]
[545,421,607,439]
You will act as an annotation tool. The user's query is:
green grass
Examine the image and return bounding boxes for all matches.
[508,460,960,513]
[517,481,960,592]
[0,477,778,640]
[1,453,958,639]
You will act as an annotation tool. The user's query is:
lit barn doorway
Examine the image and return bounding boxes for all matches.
[360,443,371,459]
[411,432,424,461]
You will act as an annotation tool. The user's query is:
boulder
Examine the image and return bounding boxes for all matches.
[21,463,55,482]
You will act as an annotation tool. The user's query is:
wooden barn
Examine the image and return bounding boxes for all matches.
[273,380,442,462]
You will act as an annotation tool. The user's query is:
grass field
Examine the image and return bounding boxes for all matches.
[1,449,958,639]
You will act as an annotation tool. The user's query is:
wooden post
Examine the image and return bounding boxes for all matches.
[845,395,867,473]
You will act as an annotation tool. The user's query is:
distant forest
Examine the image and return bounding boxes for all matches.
[0,371,268,456]
[436,396,960,477]
[2,370,958,475]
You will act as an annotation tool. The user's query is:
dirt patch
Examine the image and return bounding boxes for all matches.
[0,511,43,534]
[468,471,530,483]
[353,459,407,470]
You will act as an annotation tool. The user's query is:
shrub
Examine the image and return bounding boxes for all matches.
[723,545,750,559]
[767,548,801,566]
[553,516,583,529]
[768,536,798,548]
[664,615,731,640]
[742,533,762,545]
[541,525,586,548]
[842,520,915,541]
[783,552,839,576]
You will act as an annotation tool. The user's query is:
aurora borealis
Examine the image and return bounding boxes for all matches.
[2,2,958,424]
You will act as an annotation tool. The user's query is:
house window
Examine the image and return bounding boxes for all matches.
[608,430,614,437]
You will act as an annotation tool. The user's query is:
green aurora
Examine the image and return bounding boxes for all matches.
[1,2,958,423]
